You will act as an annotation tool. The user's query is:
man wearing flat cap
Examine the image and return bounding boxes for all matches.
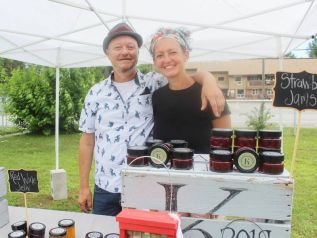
[78,22,225,216]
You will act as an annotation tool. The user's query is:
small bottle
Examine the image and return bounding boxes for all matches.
[171,148,194,170]
[11,221,27,234]
[127,146,149,166]
[234,129,257,151]
[209,150,233,172]
[234,147,259,173]
[8,230,26,238]
[145,139,164,147]
[29,222,46,238]
[169,139,188,148]
[49,227,67,238]
[210,128,233,151]
[258,130,282,152]
[148,143,173,168]
[85,231,103,238]
[259,151,284,174]
[58,219,75,238]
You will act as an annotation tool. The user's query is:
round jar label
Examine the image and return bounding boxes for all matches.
[30,223,44,230]
[13,221,26,226]
[9,231,25,238]
[237,152,257,170]
[87,232,103,238]
[150,148,167,165]
[50,228,66,235]
[59,219,74,226]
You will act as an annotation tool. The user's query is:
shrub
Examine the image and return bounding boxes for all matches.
[244,102,275,131]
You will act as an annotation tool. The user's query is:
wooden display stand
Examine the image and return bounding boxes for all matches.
[121,154,293,238]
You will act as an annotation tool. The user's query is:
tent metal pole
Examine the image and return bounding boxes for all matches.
[55,66,60,170]
[84,0,110,30]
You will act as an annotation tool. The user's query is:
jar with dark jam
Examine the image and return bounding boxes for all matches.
[234,147,259,173]
[145,139,164,147]
[8,230,26,238]
[169,139,188,148]
[127,146,149,166]
[258,130,282,152]
[171,148,194,170]
[58,219,75,238]
[234,129,257,151]
[11,221,27,234]
[259,151,284,174]
[29,222,46,238]
[209,150,233,172]
[49,227,67,238]
[210,128,233,151]
[149,143,173,168]
[85,231,103,238]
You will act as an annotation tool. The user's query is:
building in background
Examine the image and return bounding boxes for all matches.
[187,58,317,99]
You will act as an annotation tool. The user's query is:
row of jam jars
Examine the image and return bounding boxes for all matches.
[258,130,282,152]
[210,128,233,151]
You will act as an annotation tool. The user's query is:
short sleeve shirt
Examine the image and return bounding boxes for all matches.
[79,71,166,193]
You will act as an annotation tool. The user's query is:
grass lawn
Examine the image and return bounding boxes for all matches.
[0,128,316,237]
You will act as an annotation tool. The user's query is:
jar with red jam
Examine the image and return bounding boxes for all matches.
[149,143,173,168]
[234,129,257,151]
[258,130,282,152]
[171,148,194,170]
[210,128,233,151]
[29,222,46,238]
[234,147,259,173]
[259,151,284,174]
[127,146,149,166]
[169,139,188,148]
[209,150,233,173]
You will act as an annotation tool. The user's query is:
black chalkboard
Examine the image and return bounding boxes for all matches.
[8,169,39,193]
[273,71,317,111]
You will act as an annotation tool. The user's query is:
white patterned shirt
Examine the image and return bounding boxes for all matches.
[79,71,166,193]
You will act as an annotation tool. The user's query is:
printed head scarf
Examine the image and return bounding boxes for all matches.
[149,27,191,58]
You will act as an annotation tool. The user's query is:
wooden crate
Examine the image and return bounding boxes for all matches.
[121,154,293,238]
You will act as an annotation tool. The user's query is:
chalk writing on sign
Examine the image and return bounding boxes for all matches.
[8,169,39,193]
[273,71,317,111]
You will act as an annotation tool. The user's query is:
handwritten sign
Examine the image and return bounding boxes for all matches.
[273,71,317,111]
[8,169,39,193]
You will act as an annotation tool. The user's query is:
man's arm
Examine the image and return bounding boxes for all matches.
[191,71,225,117]
[78,132,95,213]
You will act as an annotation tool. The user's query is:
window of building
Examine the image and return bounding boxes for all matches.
[267,89,273,95]
[248,75,261,81]
[218,76,224,81]
[235,77,241,85]
[237,89,245,98]
[252,89,258,95]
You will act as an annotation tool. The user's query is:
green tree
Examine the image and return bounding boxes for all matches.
[137,64,153,74]
[244,102,275,131]
[308,38,317,58]
[284,52,296,58]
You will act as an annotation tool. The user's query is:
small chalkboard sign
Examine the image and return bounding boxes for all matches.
[273,71,317,111]
[8,169,39,193]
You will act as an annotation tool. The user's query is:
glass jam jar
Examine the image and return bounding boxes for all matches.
[85,231,103,238]
[169,139,188,148]
[171,148,194,170]
[11,221,27,234]
[29,222,46,238]
[49,227,67,238]
[234,129,257,151]
[8,230,26,238]
[259,151,284,174]
[58,219,75,238]
[149,143,173,168]
[234,147,259,173]
[258,130,282,152]
[210,128,233,151]
[145,139,164,147]
[127,146,149,166]
[209,150,233,173]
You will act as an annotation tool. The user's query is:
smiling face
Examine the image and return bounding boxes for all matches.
[106,35,139,74]
[153,37,189,79]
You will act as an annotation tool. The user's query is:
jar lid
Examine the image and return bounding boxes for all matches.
[58,219,74,227]
[211,128,233,137]
[11,221,27,230]
[210,150,233,162]
[8,230,26,238]
[234,147,259,173]
[149,143,171,168]
[29,222,46,232]
[85,231,103,238]
[49,227,67,236]
[234,129,257,138]
[259,130,282,138]
[127,146,148,157]
[172,148,194,159]
[260,151,284,163]
[169,139,188,148]
[145,139,164,147]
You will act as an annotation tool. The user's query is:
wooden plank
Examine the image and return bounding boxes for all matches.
[181,217,291,238]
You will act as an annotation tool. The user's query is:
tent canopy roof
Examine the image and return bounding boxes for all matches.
[0,0,316,68]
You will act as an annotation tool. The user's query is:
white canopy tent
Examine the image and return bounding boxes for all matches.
[0,0,317,169]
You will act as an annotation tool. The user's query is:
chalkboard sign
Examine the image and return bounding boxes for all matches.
[8,169,39,193]
[273,71,317,111]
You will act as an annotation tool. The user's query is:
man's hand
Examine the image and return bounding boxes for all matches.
[78,187,92,213]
